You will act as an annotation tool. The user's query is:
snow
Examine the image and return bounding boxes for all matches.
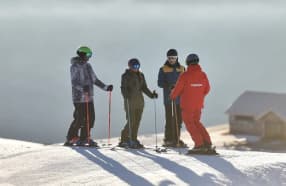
[1,132,286,186]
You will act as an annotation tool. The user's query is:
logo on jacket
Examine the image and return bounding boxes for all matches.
[190,83,203,87]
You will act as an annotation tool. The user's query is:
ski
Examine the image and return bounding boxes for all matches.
[63,141,99,148]
[63,144,100,148]
[110,145,168,153]
[186,147,219,156]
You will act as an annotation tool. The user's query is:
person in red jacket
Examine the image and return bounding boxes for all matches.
[170,53,213,152]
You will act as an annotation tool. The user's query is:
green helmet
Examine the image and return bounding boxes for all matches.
[77,46,92,58]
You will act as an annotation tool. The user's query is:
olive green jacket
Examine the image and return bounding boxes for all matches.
[121,69,153,109]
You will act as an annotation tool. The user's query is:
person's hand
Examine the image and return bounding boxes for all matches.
[83,85,90,93]
[107,85,113,91]
[170,95,175,100]
[152,91,158,99]
[170,84,175,90]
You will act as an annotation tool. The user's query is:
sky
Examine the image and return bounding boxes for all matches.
[0,0,286,144]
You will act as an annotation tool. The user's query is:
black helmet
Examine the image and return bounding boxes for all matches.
[186,54,199,65]
[167,49,178,56]
[128,58,140,70]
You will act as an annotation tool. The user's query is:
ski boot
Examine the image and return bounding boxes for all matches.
[133,139,144,149]
[162,140,176,147]
[118,141,130,148]
[64,136,79,146]
[187,144,218,155]
[175,140,188,148]
[77,139,98,147]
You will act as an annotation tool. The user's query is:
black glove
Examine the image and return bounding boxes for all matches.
[83,85,90,93]
[152,91,158,99]
[170,84,175,90]
[107,85,113,91]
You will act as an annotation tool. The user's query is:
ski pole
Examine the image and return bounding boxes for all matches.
[172,100,181,154]
[126,99,132,146]
[153,98,166,153]
[85,92,90,145]
[153,99,158,150]
[108,91,112,145]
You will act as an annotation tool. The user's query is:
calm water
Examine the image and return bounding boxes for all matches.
[0,1,285,144]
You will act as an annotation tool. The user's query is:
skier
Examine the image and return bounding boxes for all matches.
[157,49,187,147]
[170,53,215,153]
[119,58,158,148]
[65,46,113,146]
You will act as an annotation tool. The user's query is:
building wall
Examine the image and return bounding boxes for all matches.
[229,115,261,135]
[259,114,286,140]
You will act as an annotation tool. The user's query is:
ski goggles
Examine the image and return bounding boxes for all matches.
[131,63,140,70]
[85,52,92,58]
[167,56,178,60]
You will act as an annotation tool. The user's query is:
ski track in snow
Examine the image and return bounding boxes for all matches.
[0,138,286,186]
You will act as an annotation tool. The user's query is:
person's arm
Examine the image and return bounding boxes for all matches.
[203,72,210,96]
[87,64,109,91]
[141,73,155,98]
[170,74,185,100]
[121,73,130,99]
[158,68,166,88]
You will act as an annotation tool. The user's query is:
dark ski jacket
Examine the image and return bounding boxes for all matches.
[157,61,185,105]
[121,69,154,109]
[70,57,108,103]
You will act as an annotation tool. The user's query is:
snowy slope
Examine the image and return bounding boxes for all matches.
[0,136,286,186]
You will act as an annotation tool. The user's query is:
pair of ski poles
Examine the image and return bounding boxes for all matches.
[125,98,160,151]
[126,93,178,153]
[125,92,163,152]
[84,91,178,153]
[153,97,180,153]
[84,91,112,145]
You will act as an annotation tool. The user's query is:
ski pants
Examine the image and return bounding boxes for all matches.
[164,103,182,143]
[121,106,143,142]
[181,108,211,147]
[67,102,95,141]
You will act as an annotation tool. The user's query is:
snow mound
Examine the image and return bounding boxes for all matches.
[0,137,286,186]
[0,138,44,159]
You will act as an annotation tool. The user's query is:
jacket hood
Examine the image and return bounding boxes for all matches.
[71,56,84,65]
[187,64,202,72]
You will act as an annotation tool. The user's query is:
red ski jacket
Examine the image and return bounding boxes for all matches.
[170,64,210,110]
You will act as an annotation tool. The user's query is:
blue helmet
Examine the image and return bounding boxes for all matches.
[128,58,140,70]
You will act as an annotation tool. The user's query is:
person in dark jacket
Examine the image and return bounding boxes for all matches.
[65,46,113,146]
[119,58,158,148]
[158,49,187,147]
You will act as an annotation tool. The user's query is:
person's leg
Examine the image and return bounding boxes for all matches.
[181,109,204,147]
[86,102,96,144]
[133,107,143,141]
[120,108,131,143]
[174,104,182,143]
[79,102,90,141]
[121,99,136,142]
[194,110,212,145]
[164,104,173,143]
[66,103,82,141]
[89,102,95,129]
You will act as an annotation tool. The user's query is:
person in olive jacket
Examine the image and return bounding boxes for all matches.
[119,58,158,148]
